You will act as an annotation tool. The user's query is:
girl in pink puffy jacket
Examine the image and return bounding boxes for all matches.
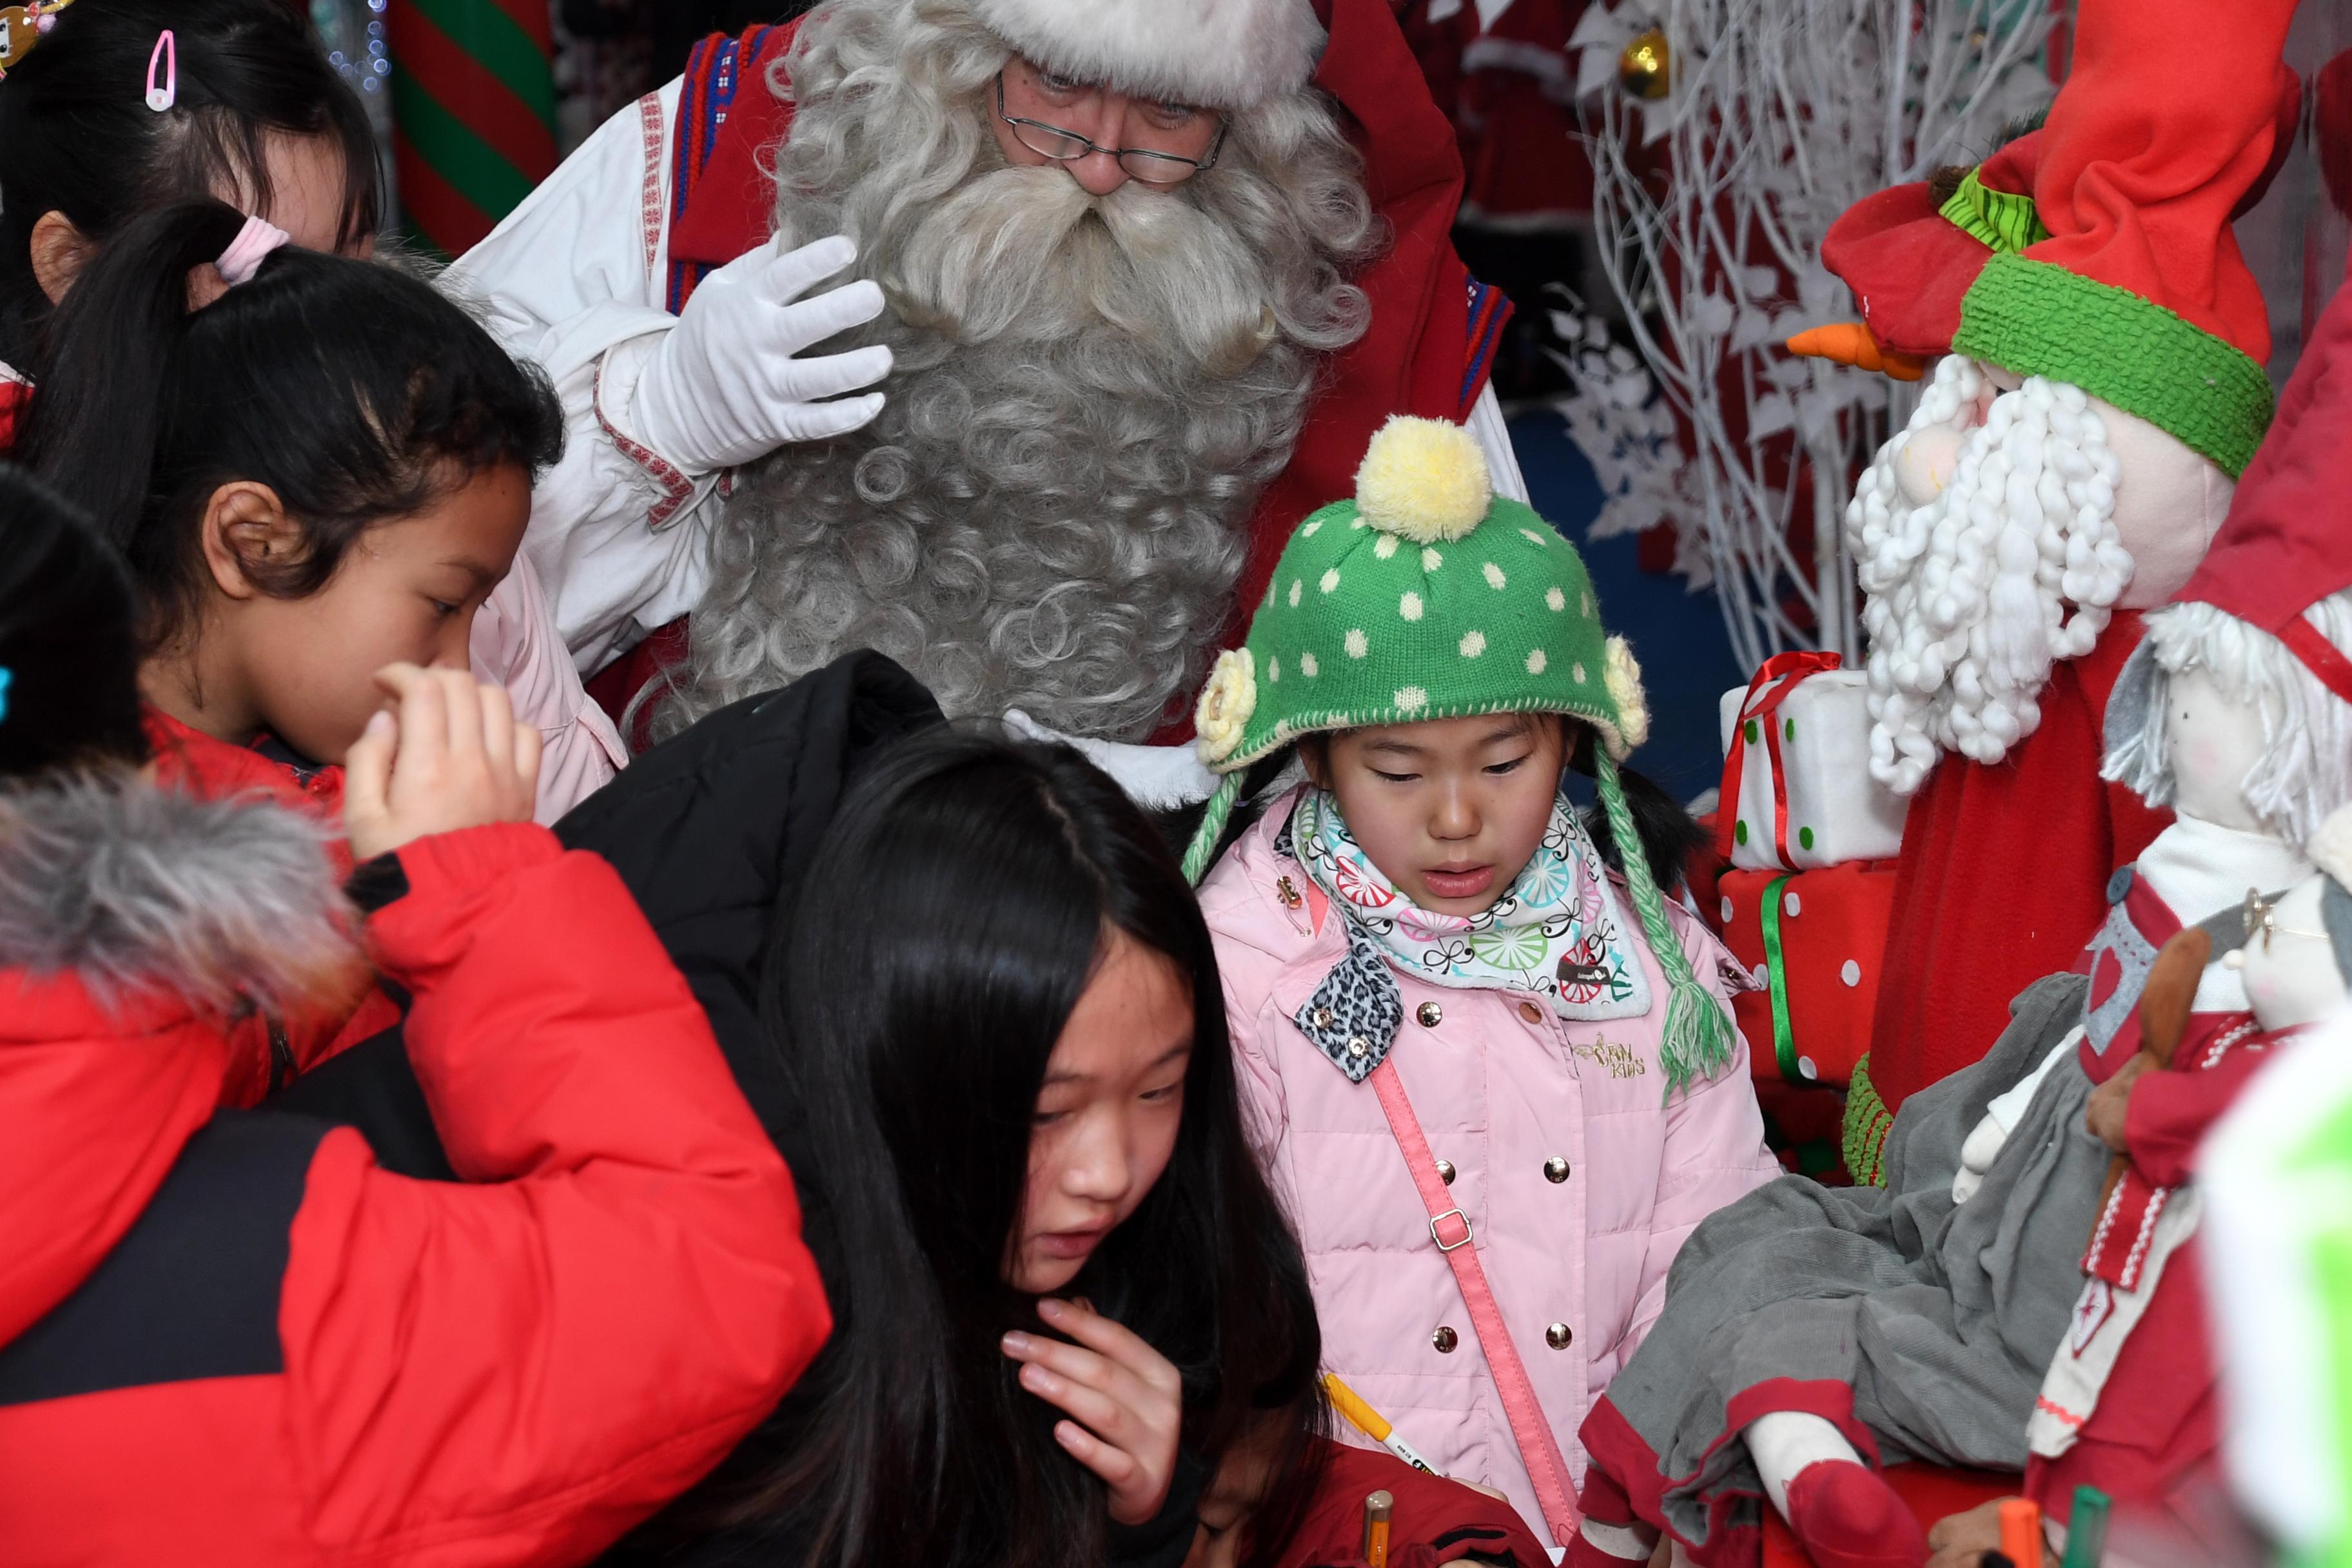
[1180,418,1781,1556]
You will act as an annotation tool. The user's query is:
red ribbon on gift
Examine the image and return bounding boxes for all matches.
[1715,651,1844,866]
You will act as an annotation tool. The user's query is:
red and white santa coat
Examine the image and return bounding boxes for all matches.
[445,6,1527,694]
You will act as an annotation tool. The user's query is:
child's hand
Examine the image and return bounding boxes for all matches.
[1002,1297,1182,1525]
[344,664,542,863]
[1924,1497,2012,1568]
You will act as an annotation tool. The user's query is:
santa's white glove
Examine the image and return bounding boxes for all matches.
[631,233,894,473]
[1003,710,1220,811]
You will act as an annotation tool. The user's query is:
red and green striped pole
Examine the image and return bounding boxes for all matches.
[387,0,556,257]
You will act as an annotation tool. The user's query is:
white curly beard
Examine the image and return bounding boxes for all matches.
[1847,355,2134,795]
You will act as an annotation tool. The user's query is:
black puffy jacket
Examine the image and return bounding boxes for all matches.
[270,655,1206,1568]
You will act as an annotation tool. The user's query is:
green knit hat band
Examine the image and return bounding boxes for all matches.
[1191,418,1652,779]
[1952,253,2274,478]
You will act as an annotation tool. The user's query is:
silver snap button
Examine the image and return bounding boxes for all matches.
[1544,1157,1569,1184]
[1416,1001,1444,1028]
[1435,1158,1456,1185]
[1313,1007,1335,1030]
[1432,1326,1459,1353]
[1545,1322,1573,1349]
[1346,1035,1370,1059]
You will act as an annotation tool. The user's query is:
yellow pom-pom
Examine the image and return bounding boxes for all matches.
[1354,415,1491,544]
[1603,635,1649,758]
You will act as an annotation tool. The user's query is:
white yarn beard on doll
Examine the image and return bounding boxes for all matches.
[662,0,1379,743]
[1846,355,2134,794]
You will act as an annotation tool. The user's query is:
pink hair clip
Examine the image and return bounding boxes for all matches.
[144,26,173,112]
[215,215,290,288]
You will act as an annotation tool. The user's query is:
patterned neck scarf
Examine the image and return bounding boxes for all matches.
[1288,787,1652,1021]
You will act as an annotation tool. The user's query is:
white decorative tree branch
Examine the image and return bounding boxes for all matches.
[1553,0,2058,671]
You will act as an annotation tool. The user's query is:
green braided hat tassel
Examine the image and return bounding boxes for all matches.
[1596,749,1734,1100]
[1182,773,1244,886]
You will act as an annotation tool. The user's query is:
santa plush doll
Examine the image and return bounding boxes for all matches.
[448,0,1520,796]
[1788,0,2301,1173]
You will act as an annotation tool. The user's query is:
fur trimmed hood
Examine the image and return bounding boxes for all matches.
[0,774,359,1016]
[965,0,1324,110]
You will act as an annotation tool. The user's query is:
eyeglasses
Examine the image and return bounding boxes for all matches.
[994,73,1227,186]
[2241,886,2329,952]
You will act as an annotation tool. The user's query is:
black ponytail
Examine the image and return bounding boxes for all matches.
[1563,722,1706,895]
[17,198,562,656]
[1582,760,1708,896]
[0,0,381,368]
[0,463,144,779]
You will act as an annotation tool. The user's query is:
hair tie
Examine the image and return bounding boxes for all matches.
[215,215,291,288]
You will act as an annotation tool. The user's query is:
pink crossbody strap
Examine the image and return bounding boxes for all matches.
[1367,1057,1581,1542]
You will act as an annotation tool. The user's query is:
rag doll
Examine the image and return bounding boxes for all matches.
[1567,586,2352,1568]
[1569,206,2352,1568]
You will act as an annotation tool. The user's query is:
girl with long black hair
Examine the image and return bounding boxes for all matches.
[0,0,377,404]
[612,723,1326,1568]
[0,0,620,818]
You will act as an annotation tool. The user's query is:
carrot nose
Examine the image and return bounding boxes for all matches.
[1785,322,1928,382]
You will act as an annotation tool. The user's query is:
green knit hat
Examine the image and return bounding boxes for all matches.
[1181,415,1734,1095]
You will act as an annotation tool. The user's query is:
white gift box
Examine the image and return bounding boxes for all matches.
[1717,667,1908,871]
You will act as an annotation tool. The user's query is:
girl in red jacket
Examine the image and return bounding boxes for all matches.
[0,466,832,1565]
[0,0,623,818]
[17,195,567,1095]
[19,195,564,830]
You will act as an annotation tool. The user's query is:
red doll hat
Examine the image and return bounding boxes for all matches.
[1805,0,2300,478]
[1818,129,2043,365]
[2173,259,2352,701]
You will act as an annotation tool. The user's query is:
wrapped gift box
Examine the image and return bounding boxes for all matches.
[1715,863,1897,1086]
[1718,665,1908,871]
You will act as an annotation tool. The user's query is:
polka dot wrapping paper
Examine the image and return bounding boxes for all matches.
[1714,668,1909,873]
[1712,861,1899,1087]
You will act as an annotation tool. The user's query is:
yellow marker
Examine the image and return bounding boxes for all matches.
[1323,1373,1439,1475]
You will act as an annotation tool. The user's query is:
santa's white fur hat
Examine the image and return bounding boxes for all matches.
[966,0,1324,110]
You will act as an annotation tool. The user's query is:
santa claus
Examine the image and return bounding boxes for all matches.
[1785,0,2300,1173]
[449,0,1523,790]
